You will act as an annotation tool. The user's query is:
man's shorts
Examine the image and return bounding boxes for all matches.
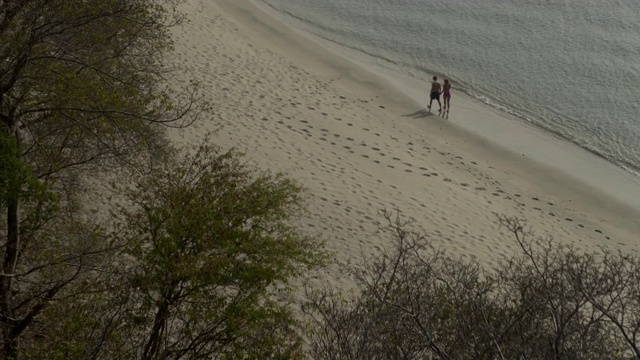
[430,91,440,100]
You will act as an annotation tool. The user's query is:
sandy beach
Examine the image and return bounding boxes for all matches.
[167,0,640,291]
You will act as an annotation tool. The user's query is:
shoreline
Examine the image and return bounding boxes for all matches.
[168,0,640,288]
[250,0,640,212]
[252,0,640,183]
[232,0,640,225]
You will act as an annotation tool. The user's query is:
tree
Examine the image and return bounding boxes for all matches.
[0,0,206,356]
[303,211,636,359]
[30,144,326,359]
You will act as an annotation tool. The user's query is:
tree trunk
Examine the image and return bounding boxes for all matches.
[1,199,20,359]
[1,121,22,359]
[142,298,171,360]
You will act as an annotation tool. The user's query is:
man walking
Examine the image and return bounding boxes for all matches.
[428,76,442,112]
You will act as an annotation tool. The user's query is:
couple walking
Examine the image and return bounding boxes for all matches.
[428,76,451,113]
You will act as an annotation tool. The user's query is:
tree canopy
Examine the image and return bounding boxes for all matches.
[0,0,205,357]
[22,145,326,359]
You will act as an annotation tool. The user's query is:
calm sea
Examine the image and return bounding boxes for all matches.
[253,0,640,176]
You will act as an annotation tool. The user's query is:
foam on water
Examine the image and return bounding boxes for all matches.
[254,0,640,176]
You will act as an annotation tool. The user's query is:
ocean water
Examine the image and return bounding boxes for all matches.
[253,0,640,176]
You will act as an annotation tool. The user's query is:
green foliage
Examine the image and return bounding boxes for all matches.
[97,144,325,359]
[1,0,203,179]
[0,0,206,356]
[14,219,115,359]
[0,132,53,207]
[0,131,59,251]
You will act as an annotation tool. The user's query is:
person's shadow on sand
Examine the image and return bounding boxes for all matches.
[403,109,432,118]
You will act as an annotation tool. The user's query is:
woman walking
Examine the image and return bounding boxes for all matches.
[442,79,451,112]
[442,79,452,112]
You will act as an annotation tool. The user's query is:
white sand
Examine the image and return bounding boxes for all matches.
[167,0,640,290]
